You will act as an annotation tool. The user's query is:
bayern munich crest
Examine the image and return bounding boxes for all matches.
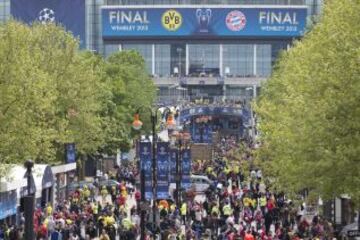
[226,10,246,31]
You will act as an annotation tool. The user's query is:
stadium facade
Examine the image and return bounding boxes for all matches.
[0,0,322,103]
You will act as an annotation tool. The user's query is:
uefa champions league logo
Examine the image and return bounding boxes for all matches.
[38,8,55,24]
[159,146,166,155]
[196,9,212,33]
[143,161,151,171]
[158,160,167,172]
[142,146,149,155]
[183,161,190,170]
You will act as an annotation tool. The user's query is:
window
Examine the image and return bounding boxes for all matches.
[223,44,254,77]
[155,44,171,77]
[256,44,272,77]
[188,44,220,77]
[0,0,10,23]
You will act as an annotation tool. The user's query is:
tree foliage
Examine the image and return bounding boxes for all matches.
[0,21,156,175]
[101,50,156,155]
[255,0,360,203]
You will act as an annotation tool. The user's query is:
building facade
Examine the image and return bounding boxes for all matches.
[0,0,323,103]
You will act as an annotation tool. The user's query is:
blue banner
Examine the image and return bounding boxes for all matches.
[181,148,191,190]
[11,0,85,48]
[157,142,170,199]
[65,143,76,163]
[169,148,177,184]
[0,190,17,220]
[102,6,307,39]
[139,142,152,200]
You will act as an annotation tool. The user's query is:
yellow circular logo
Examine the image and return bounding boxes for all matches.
[162,10,182,31]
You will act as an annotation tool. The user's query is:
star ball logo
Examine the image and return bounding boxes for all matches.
[162,9,182,31]
[38,8,55,24]
[226,10,246,31]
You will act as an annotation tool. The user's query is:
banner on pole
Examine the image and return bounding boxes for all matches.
[65,143,76,163]
[181,148,191,190]
[157,142,170,199]
[169,148,177,184]
[139,141,152,200]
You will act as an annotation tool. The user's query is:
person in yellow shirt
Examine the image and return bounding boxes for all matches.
[223,203,233,217]
[259,194,267,214]
[104,214,115,227]
[180,202,187,224]
[46,203,53,216]
[101,186,108,199]
[211,205,219,217]
[121,217,133,230]
[243,196,251,208]
[82,185,91,200]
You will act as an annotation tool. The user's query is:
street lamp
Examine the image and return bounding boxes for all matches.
[132,106,174,239]
[24,159,35,240]
[245,87,256,143]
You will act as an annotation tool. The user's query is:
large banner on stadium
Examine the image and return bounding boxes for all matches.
[102,6,307,39]
[156,142,170,199]
[11,0,85,48]
[139,142,153,200]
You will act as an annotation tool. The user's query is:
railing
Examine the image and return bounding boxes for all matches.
[153,76,267,86]
[106,0,306,6]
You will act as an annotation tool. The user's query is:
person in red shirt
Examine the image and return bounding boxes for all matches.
[244,230,255,240]
[267,199,275,212]
[37,223,48,239]
[135,190,141,202]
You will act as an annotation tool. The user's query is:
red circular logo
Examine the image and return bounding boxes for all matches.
[226,10,246,31]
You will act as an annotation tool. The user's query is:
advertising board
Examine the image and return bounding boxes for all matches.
[102,6,307,39]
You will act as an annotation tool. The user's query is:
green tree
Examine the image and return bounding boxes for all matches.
[0,21,157,178]
[255,0,360,203]
[0,21,108,176]
[101,50,157,155]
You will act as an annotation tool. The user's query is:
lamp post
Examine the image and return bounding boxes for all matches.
[24,159,35,240]
[132,106,175,239]
[245,87,256,143]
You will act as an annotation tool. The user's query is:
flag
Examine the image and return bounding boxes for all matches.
[139,142,152,200]
[181,148,191,190]
[157,142,170,199]
[11,0,85,48]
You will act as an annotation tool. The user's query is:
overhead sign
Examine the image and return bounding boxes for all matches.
[11,0,86,48]
[102,6,307,39]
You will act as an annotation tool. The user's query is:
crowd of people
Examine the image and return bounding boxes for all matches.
[0,134,335,240]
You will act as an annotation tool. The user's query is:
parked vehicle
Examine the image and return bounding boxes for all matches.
[99,179,121,188]
[169,174,213,198]
[68,181,95,191]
